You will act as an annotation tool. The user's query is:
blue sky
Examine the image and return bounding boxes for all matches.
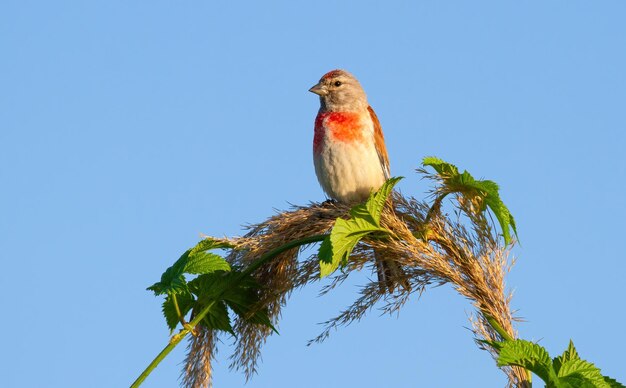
[2,1,625,387]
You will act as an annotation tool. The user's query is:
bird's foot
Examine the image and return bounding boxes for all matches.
[321,198,338,206]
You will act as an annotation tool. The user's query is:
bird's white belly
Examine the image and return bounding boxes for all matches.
[314,139,386,203]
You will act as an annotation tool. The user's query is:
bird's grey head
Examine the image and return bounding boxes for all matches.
[309,69,368,112]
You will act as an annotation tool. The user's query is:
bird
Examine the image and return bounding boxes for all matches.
[309,69,406,292]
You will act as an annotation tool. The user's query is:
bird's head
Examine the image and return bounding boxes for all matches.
[309,69,368,112]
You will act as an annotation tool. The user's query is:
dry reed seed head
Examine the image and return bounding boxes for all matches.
[394,194,521,384]
[223,202,354,380]
[182,325,215,388]
[184,192,523,386]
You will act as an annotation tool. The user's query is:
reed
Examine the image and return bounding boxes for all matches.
[181,167,527,387]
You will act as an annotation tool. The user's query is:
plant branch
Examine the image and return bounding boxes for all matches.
[484,314,514,342]
[484,314,532,386]
[240,234,327,277]
[171,293,189,329]
[130,300,216,388]
[131,233,328,387]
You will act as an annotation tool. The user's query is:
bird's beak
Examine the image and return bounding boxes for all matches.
[309,83,328,96]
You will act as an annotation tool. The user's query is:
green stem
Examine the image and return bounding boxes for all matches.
[484,314,514,342]
[241,233,328,277]
[424,194,447,225]
[130,300,216,388]
[484,314,532,386]
[131,233,329,387]
[171,293,188,328]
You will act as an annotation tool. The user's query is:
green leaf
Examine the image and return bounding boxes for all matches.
[189,271,277,333]
[422,156,518,245]
[201,300,234,335]
[492,339,624,388]
[318,178,400,278]
[189,271,232,299]
[162,290,194,332]
[554,340,581,374]
[223,286,277,333]
[319,217,386,278]
[480,339,503,352]
[551,340,619,388]
[146,275,188,296]
[189,238,234,256]
[482,185,518,246]
[557,376,595,388]
[603,376,626,388]
[496,339,625,388]
[319,258,340,279]
[364,176,403,225]
[317,236,332,264]
[558,359,611,388]
[422,156,459,176]
[148,238,234,296]
[184,252,231,275]
[147,250,192,296]
[349,203,378,228]
[496,339,559,385]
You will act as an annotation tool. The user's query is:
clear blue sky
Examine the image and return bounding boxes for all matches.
[2,1,625,387]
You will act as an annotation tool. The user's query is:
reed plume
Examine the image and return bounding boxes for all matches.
[182,168,528,387]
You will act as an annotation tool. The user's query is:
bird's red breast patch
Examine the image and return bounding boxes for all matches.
[314,112,365,153]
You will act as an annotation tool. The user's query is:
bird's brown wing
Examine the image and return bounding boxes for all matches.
[368,106,391,179]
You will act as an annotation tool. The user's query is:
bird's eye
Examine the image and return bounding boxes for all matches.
[334,81,342,87]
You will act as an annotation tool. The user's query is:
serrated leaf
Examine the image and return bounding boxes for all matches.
[189,238,234,256]
[554,340,581,374]
[423,156,459,176]
[364,176,403,225]
[147,275,189,296]
[223,287,277,333]
[483,189,517,246]
[564,340,580,361]
[148,239,234,296]
[188,271,232,299]
[147,250,192,295]
[189,271,277,333]
[317,236,332,264]
[320,217,385,278]
[422,156,518,245]
[200,300,234,335]
[184,252,231,275]
[558,359,610,388]
[147,282,165,295]
[319,260,342,279]
[558,376,596,388]
[332,217,383,259]
[349,204,378,227]
[497,339,558,385]
[318,178,399,278]
[481,339,504,351]
[162,290,194,332]
[603,376,626,388]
